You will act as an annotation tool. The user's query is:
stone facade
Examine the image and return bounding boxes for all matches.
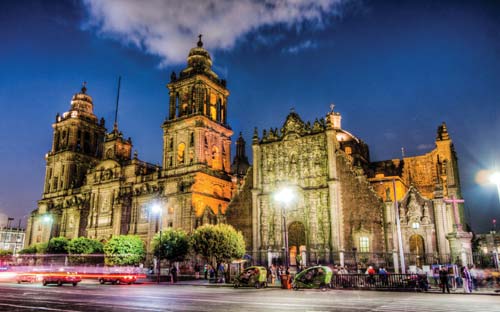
[368,123,473,266]
[245,109,384,266]
[26,37,472,268]
[27,37,234,255]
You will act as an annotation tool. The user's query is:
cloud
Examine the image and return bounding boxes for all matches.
[417,143,434,151]
[82,0,345,66]
[282,40,318,54]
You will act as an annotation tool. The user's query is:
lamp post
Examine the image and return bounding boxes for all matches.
[489,172,500,269]
[274,187,295,269]
[392,179,406,273]
[151,204,162,284]
[352,247,358,273]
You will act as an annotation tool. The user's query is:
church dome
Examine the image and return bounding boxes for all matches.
[70,83,94,115]
[180,35,219,80]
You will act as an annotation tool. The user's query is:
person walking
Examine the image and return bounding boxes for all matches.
[194,263,200,280]
[439,266,450,294]
[461,266,472,293]
[170,264,178,283]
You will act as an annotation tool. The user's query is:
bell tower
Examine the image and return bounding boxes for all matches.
[162,36,234,231]
[43,83,106,196]
[162,35,232,174]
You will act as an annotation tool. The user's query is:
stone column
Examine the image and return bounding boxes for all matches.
[393,250,400,273]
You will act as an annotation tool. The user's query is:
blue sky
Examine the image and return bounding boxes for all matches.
[0,0,499,232]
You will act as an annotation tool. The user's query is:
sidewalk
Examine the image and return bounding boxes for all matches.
[139,277,500,295]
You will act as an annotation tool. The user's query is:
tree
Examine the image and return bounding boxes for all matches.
[18,246,37,255]
[35,242,48,254]
[0,250,13,265]
[47,237,69,254]
[67,237,104,264]
[103,235,145,265]
[191,224,245,269]
[152,228,189,263]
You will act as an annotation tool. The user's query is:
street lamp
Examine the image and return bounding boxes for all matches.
[274,187,295,269]
[151,204,162,284]
[489,171,500,204]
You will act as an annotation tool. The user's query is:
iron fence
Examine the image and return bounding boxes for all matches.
[330,273,426,291]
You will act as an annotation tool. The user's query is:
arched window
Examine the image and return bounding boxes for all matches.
[175,93,180,117]
[216,98,221,122]
[177,143,186,164]
[211,146,220,169]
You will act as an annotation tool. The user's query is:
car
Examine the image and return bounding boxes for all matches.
[98,274,137,285]
[16,273,38,284]
[42,271,81,286]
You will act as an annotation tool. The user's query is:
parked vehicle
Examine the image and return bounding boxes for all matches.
[98,274,137,285]
[233,266,268,289]
[292,266,332,291]
[42,271,81,286]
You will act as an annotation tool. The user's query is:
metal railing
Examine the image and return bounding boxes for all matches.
[330,273,427,290]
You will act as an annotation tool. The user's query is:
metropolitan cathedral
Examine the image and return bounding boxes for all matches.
[26,37,473,269]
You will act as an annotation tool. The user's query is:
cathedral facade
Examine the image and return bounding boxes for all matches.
[26,38,472,269]
[26,37,234,255]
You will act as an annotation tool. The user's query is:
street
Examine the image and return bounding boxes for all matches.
[0,282,498,312]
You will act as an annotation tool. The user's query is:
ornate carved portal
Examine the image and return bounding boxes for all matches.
[288,221,306,266]
[409,234,425,267]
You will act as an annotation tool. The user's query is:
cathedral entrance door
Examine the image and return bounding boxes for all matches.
[288,221,306,266]
[409,234,425,267]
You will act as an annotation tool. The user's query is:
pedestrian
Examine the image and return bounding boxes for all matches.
[171,264,178,283]
[469,265,479,290]
[209,265,215,282]
[439,266,450,294]
[219,263,226,283]
[271,265,276,285]
[204,264,208,280]
[461,266,472,293]
[378,266,388,286]
[194,263,200,279]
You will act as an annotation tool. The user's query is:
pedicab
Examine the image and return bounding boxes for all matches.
[233,266,268,289]
[292,266,332,291]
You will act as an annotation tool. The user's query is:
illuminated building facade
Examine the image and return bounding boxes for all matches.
[26,37,234,254]
[26,37,472,268]
[232,107,472,268]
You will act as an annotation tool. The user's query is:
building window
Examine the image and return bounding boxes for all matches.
[177,143,185,164]
[190,133,194,147]
[168,221,173,228]
[359,237,369,252]
[412,222,420,229]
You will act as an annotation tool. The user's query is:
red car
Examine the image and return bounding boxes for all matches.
[16,273,38,284]
[98,274,137,285]
[42,272,81,286]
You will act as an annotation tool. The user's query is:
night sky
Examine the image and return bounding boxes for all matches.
[1,0,499,233]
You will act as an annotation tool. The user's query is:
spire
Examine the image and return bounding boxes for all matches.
[197,34,203,47]
[113,76,121,133]
[436,122,450,141]
[231,132,250,176]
